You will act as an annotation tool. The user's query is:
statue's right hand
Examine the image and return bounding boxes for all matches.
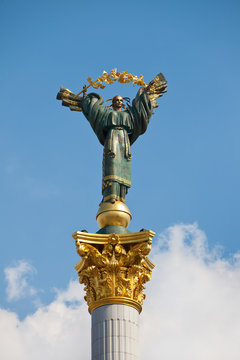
[83,85,88,96]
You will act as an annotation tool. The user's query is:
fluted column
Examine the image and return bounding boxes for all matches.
[92,304,139,360]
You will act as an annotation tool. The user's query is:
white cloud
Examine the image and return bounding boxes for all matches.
[4,260,37,301]
[0,281,90,360]
[1,224,240,360]
[141,223,240,360]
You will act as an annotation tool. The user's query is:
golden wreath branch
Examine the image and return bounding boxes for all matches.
[57,70,167,111]
[73,69,146,98]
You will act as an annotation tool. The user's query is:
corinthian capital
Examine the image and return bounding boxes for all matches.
[73,230,155,313]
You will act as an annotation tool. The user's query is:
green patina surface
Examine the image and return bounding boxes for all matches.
[96,225,131,234]
[82,89,153,203]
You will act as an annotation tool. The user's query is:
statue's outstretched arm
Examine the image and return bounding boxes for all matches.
[56,86,83,112]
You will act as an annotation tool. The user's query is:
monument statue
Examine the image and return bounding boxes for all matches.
[57,71,168,354]
[57,70,167,210]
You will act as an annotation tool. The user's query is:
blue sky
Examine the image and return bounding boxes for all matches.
[1,0,240,358]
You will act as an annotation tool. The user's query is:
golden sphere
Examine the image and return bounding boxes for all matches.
[96,201,132,228]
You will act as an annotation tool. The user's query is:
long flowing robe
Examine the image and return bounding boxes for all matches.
[81,88,153,202]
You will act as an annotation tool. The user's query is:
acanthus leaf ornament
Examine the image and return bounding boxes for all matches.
[74,231,155,313]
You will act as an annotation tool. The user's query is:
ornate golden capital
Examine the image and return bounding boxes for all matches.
[73,230,155,313]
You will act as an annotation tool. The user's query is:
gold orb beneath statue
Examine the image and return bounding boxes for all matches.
[96,201,132,228]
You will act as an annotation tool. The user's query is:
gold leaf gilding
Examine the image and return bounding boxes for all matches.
[73,230,155,313]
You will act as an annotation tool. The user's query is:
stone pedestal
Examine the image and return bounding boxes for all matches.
[92,304,139,360]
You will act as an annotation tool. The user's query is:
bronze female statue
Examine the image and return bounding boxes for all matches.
[57,72,167,206]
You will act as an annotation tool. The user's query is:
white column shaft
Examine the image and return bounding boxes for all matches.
[91,304,139,360]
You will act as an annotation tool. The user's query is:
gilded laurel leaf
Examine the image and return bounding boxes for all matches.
[84,69,147,94]
[57,70,167,111]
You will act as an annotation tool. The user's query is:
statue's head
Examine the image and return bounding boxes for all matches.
[112,95,123,111]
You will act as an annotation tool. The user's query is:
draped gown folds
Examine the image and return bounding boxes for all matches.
[81,88,153,203]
